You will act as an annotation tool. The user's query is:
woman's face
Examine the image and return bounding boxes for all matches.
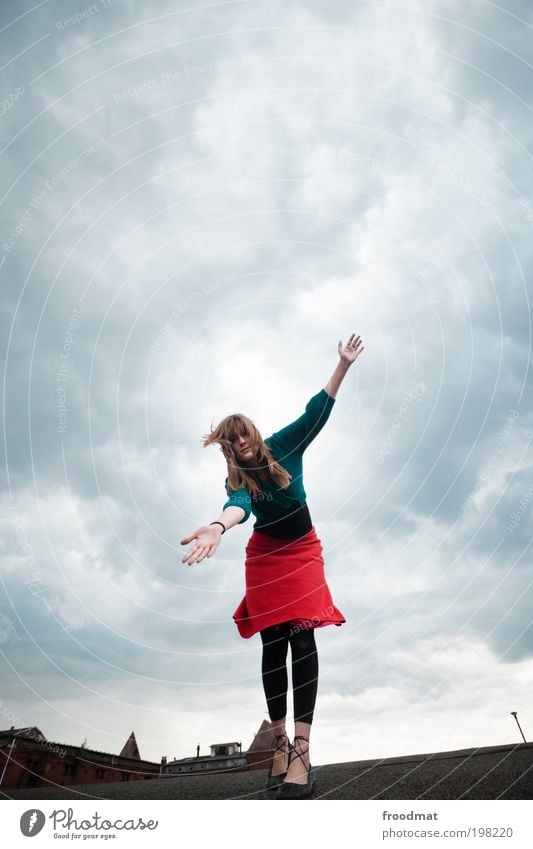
[230,427,255,463]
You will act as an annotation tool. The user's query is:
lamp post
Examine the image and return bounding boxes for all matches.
[510,711,527,743]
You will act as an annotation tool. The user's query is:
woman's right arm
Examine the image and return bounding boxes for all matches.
[180,506,245,565]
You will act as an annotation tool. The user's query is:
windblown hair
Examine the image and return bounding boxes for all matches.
[202,413,292,498]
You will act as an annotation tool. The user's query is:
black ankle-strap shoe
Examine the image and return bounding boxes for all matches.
[277,735,316,799]
[266,733,292,791]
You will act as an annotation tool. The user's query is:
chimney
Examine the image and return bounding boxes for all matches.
[196,744,200,759]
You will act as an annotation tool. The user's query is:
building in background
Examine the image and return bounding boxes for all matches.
[1,719,279,788]
[0,727,161,790]
[245,719,278,771]
[165,740,246,774]
[164,719,277,774]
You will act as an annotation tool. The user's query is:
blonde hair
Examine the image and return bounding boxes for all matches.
[202,413,291,498]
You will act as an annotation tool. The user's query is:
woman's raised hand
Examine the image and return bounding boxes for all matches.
[338,333,364,365]
[180,525,223,565]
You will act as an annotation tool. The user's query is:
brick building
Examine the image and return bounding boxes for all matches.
[245,719,278,771]
[1,721,280,789]
[0,727,162,791]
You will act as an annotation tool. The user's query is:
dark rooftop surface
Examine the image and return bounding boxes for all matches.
[3,742,532,801]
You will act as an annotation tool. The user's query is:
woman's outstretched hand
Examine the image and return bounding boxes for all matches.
[338,333,364,365]
[180,525,222,565]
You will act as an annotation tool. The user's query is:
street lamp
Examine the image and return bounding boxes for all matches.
[510,711,527,743]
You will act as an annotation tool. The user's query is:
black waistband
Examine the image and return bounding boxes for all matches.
[253,502,312,539]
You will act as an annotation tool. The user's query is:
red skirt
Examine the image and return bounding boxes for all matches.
[232,526,346,639]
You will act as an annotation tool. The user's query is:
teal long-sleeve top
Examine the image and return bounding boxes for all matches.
[222,388,336,525]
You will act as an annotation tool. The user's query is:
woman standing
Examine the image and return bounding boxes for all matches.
[181,334,364,799]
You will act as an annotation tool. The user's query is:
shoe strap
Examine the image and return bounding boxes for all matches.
[289,736,310,769]
[273,733,290,754]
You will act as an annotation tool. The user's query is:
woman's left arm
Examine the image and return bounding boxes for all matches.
[324,333,364,398]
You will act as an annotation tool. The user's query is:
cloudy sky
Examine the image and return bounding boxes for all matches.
[1,0,532,776]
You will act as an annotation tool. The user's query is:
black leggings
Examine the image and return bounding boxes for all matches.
[259,621,318,725]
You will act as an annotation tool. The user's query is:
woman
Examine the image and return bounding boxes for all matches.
[181,333,364,799]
